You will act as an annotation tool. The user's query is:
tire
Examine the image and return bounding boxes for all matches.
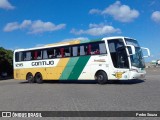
[96,71,108,84]
[26,73,34,83]
[35,73,43,84]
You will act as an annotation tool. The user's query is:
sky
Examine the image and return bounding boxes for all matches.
[0,0,160,62]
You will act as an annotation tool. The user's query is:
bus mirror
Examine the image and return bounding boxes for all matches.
[126,45,135,55]
[141,47,150,58]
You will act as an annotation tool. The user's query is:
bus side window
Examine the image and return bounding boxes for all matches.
[80,45,85,56]
[56,48,61,58]
[47,48,55,59]
[23,52,27,61]
[37,50,42,60]
[60,48,64,57]
[90,42,100,55]
[19,52,23,61]
[15,52,22,62]
[99,43,107,54]
[31,51,34,60]
[15,52,23,62]
[15,52,18,62]
[56,48,64,58]
[64,47,71,57]
[26,51,31,60]
[43,50,48,59]
[87,44,91,55]
[72,46,78,57]
[34,51,38,60]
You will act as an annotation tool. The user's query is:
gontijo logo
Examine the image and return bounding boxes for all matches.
[31,60,54,66]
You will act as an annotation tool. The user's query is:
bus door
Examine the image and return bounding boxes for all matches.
[107,39,130,80]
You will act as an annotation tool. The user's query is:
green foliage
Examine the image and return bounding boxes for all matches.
[0,47,13,76]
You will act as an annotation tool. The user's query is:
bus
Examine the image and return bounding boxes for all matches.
[13,36,150,84]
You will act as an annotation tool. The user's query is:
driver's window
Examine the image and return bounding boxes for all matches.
[108,39,129,68]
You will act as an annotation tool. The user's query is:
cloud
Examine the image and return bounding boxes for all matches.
[71,23,121,36]
[89,1,139,22]
[29,20,66,34]
[151,11,160,23]
[3,20,66,34]
[20,20,32,28]
[0,0,15,10]
[35,44,45,47]
[3,22,19,31]
[89,9,101,14]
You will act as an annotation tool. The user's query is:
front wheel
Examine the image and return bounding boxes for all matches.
[96,71,108,84]
[35,73,43,84]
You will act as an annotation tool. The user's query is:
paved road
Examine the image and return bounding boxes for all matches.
[0,68,160,120]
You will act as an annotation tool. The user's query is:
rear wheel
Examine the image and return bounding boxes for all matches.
[26,73,34,83]
[35,73,43,84]
[96,71,108,84]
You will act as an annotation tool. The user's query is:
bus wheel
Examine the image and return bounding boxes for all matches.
[26,73,34,83]
[35,73,43,84]
[96,71,108,84]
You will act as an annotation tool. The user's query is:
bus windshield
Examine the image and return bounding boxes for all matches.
[125,38,145,68]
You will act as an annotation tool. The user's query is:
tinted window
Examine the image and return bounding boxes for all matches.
[99,43,107,54]
[42,48,56,59]
[89,42,107,55]
[15,52,19,62]
[80,45,86,55]
[43,50,48,59]
[15,52,23,62]
[72,46,78,56]
[108,39,129,68]
[33,50,42,60]
[64,47,71,57]
[25,51,31,61]
[15,41,107,61]
[72,44,88,56]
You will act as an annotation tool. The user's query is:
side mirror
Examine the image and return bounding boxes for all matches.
[141,47,150,58]
[126,45,135,55]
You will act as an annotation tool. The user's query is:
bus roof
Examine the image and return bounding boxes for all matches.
[14,38,102,52]
[103,36,135,40]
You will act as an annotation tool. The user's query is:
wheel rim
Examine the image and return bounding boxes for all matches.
[27,74,34,83]
[36,74,42,81]
[97,74,103,81]
[27,74,33,80]
[28,75,33,80]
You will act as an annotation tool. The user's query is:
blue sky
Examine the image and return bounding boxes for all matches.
[0,0,160,61]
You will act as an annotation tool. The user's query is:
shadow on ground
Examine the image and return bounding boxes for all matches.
[107,79,145,85]
[19,79,145,85]
[0,77,13,81]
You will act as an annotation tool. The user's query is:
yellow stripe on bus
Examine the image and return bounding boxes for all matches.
[14,58,70,80]
[46,58,69,80]
[14,68,47,80]
[45,40,80,47]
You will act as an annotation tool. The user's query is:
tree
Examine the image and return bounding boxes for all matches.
[0,47,13,76]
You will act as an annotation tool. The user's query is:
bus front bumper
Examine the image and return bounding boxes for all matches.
[129,71,146,79]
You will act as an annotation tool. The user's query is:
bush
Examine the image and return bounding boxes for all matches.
[0,47,13,77]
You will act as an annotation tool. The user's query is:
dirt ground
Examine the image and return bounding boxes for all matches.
[145,67,160,75]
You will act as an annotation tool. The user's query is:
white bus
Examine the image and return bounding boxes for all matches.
[13,36,150,84]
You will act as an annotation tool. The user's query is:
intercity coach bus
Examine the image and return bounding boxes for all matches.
[13,36,150,84]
